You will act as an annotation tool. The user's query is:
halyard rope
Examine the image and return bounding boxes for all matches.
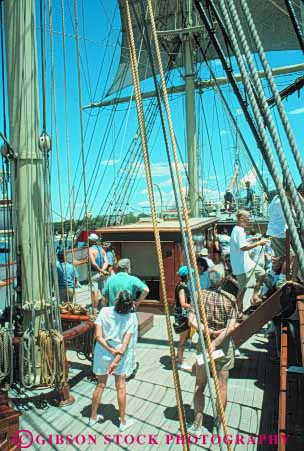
[146,0,231,446]
[125,1,189,448]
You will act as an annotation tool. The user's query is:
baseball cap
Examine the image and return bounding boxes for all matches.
[88,233,100,242]
[198,248,209,256]
[178,266,194,277]
[118,258,131,270]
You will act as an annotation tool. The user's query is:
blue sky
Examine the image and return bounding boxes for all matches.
[0,0,303,221]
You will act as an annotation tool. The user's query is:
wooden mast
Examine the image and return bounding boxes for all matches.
[4,0,51,383]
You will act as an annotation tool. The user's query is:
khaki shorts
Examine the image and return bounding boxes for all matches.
[236,265,265,290]
[90,271,105,292]
[272,237,295,258]
[196,338,235,380]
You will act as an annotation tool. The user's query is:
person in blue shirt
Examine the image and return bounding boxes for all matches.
[102,258,149,381]
[197,256,210,289]
[56,251,79,302]
[102,242,116,274]
[88,233,108,314]
[216,226,231,257]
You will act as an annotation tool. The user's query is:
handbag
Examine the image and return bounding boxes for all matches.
[173,317,189,334]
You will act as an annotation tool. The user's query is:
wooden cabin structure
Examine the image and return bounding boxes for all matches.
[79,217,217,313]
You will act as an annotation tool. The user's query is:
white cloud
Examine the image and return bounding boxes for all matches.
[128,161,187,179]
[137,187,186,208]
[208,175,218,180]
[203,189,224,199]
[101,159,118,166]
[220,129,228,136]
[236,108,243,116]
[151,162,187,177]
[158,178,173,188]
[289,107,304,116]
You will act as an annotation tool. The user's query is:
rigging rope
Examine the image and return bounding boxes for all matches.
[125,1,189,447]
[240,0,304,182]
[48,0,69,302]
[217,0,304,278]
[227,0,304,235]
[134,1,222,443]
[197,44,269,195]
[284,0,304,54]
[146,0,231,445]
[60,0,77,296]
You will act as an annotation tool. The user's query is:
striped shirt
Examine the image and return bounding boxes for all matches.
[201,288,237,331]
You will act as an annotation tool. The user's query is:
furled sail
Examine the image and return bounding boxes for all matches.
[108,0,303,96]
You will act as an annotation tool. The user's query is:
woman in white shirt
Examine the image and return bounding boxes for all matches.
[89,290,137,431]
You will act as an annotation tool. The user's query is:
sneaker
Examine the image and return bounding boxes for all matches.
[187,423,209,435]
[177,361,192,371]
[88,414,104,427]
[119,417,134,432]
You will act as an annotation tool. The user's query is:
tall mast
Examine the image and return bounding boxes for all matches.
[183,0,199,217]
[4,0,51,382]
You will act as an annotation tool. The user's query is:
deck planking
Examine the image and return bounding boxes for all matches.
[9,315,280,451]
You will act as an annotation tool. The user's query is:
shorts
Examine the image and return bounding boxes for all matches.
[90,271,105,292]
[59,287,74,302]
[271,237,295,258]
[236,265,265,290]
[196,338,235,379]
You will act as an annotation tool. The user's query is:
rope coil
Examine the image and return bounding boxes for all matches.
[39,329,67,388]
[0,327,13,387]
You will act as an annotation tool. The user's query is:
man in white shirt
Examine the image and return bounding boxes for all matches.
[266,190,295,277]
[230,210,268,307]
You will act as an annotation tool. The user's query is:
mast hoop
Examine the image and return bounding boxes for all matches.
[38,132,52,152]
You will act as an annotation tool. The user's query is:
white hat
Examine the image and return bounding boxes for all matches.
[199,248,209,256]
[88,233,99,242]
[118,258,131,270]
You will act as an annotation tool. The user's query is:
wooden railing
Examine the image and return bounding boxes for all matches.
[278,324,288,451]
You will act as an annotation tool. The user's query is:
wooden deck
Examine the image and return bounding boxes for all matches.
[9,316,280,451]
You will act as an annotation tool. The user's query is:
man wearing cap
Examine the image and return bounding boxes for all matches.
[266,186,298,284]
[102,258,149,308]
[102,242,116,274]
[102,258,149,380]
[56,251,79,302]
[88,233,108,314]
[189,265,238,434]
[198,248,214,269]
[224,190,234,212]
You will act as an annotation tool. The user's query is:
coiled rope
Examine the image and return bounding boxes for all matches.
[0,327,13,387]
[39,330,67,388]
